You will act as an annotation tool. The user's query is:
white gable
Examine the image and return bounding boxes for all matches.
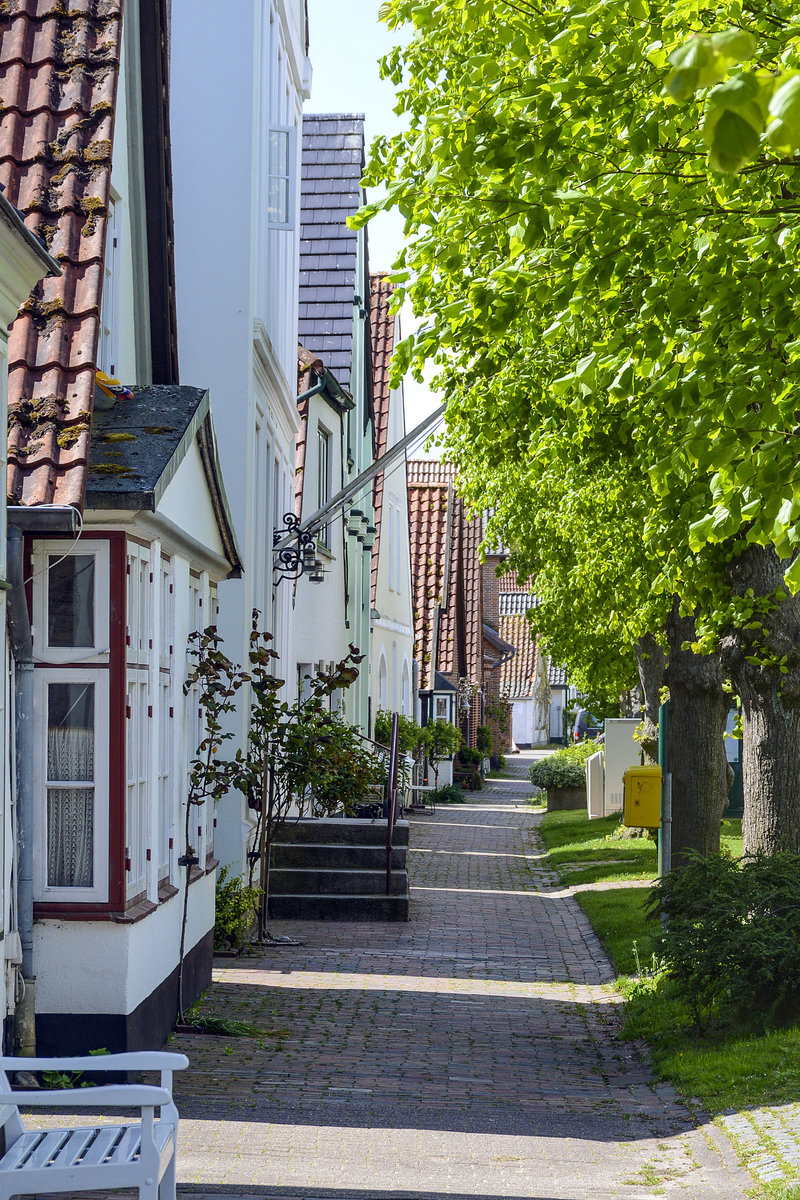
[156,436,227,562]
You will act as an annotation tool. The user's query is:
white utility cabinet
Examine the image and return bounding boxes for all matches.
[604,718,642,815]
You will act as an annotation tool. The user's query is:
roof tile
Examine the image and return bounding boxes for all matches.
[1,0,122,509]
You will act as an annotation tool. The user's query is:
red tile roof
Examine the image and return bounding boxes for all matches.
[407,460,483,704]
[294,345,324,520]
[369,272,394,609]
[1,0,122,508]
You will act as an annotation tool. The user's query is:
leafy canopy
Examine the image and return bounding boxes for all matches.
[358,0,800,649]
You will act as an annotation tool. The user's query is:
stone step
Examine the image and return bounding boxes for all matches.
[269,867,408,896]
[268,893,410,922]
[272,843,407,871]
[273,817,409,848]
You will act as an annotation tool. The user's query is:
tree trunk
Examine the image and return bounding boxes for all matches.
[721,544,800,854]
[634,634,665,766]
[665,601,730,865]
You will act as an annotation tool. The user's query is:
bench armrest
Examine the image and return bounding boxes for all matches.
[0,1053,188,1074]
[0,1085,173,1109]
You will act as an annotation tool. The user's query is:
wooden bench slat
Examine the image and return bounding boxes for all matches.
[78,1125,126,1166]
[50,1127,97,1168]
[24,1129,71,1169]
[115,1125,143,1163]
[0,1130,44,1171]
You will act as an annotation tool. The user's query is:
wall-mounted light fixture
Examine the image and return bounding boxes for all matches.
[273,513,316,581]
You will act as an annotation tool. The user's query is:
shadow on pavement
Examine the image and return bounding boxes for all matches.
[176,1096,698,1141]
[178,1189,597,1200]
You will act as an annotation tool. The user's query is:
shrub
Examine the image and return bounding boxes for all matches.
[528,740,596,790]
[476,725,493,757]
[431,783,467,804]
[214,865,260,951]
[374,709,426,756]
[649,851,800,1029]
[458,746,482,766]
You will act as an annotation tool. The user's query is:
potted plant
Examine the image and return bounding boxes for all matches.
[528,741,596,811]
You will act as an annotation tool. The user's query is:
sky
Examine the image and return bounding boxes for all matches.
[305,0,443,452]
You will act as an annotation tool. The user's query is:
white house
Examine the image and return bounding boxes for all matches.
[0,191,61,1053]
[291,115,376,734]
[368,275,415,727]
[1,0,241,1053]
[170,0,310,872]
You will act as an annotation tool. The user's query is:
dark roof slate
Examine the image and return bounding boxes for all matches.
[87,385,208,506]
[298,114,366,392]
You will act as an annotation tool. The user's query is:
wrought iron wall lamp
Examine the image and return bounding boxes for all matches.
[273,513,324,583]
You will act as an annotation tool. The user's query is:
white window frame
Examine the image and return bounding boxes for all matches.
[317,425,331,550]
[267,125,296,230]
[33,667,110,904]
[32,540,110,665]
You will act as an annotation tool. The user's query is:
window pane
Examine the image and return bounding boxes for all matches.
[48,556,95,647]
[267,175,289,224]
[269,129,289,177]
[47,788,94,887]
[48,683,94,782]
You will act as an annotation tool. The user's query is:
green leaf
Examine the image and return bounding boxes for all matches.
[703,107,762,173]
[767,74,800,151]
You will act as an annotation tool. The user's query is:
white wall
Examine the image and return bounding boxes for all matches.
[34,873,214,1017]
[0,204,59,1037]
[171,0,307,872]
[370,368,414,728]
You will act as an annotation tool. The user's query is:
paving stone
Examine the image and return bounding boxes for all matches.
[29,753,761,1198]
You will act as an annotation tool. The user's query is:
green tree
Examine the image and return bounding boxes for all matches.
[359,0,800,855]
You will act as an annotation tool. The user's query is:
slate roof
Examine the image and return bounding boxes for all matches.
[407,459,483,695]
[87,384,242,576]
[549,663,568,688]
[1,0,122,509]
[298,114,367,394]
[499,613,538,698]
[499,591,540,616]
[369,273,395,609]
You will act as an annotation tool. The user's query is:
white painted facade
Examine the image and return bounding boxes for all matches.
[170,0,310,872]
[0,197,59,1048]
[294,226,375,735]
[28,425,235,1048]
[370,363,414,728]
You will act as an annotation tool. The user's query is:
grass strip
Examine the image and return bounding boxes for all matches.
[538,806,799,1120]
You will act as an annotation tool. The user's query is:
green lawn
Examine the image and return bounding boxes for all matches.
[537,806,799,1120]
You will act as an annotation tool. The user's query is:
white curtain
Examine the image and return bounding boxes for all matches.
[47,727,94,888]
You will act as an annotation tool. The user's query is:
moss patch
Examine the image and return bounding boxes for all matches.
[99,431,137,443]
[143,426,175,435]
[90,463,140,478]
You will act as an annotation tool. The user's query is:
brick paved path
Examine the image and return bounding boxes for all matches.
[168,752,751,1200]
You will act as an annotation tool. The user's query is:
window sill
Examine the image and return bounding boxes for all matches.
[112,898,158,924]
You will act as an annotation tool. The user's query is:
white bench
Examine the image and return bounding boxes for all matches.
[0,1051,188,1200]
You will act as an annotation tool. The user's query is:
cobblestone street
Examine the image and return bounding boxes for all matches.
[168,752,752,1200]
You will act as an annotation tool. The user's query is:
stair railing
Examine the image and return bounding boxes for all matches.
[385,712,400,895]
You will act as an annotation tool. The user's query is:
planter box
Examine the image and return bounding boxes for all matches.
[546,785,587,812]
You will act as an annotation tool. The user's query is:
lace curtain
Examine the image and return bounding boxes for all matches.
[47,726,94,888]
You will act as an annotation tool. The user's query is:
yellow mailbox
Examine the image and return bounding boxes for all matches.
[623,765,662,828]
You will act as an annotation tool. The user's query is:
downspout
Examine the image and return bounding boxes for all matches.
[6,527,34,1056]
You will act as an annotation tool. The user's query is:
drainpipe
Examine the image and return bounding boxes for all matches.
[6,527,34,1056]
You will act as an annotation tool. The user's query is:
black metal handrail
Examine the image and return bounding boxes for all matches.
[385,713,400,895]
